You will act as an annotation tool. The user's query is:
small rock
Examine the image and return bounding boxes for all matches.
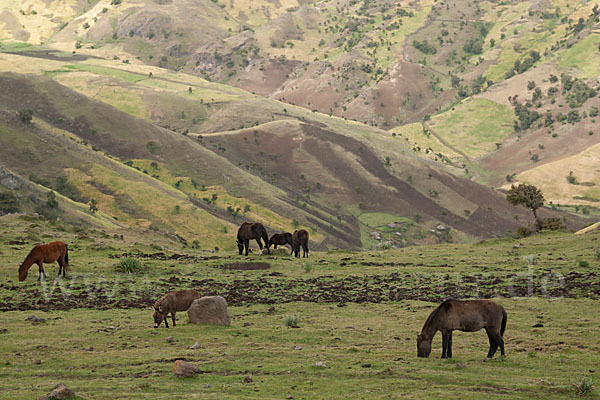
[287,396,295,399]
[243,322,252,327]
[268,306,276,313]
[0,328,7,334]
[387,223,398,228]
[456,363,467,369]
[166,336,175,343]
[243,375,253,383]
[37,383,75,400]
[25,315,46,323]
[293,345,302,350]
[172,360,200,378]
[361,363,372,368]
[33,359,41,365]
[436,224,446,231]
[190,341,201,350]
[203,384,211,388]
[314,361,326,368]
[532,323,544,328]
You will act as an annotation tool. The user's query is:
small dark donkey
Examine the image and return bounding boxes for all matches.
[269,232,293,250]
[417,299,507,359]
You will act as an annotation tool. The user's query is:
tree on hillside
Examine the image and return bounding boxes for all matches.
[506,184,544,231]
[18,109,33,124]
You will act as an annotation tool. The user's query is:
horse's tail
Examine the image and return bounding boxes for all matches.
[64,243,69,266]
[501,307,507,337]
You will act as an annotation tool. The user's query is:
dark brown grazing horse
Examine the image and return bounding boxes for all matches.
[237,222,270,256]
[269,232,293,250]
[18,241,69,282]
[417,299,507,359]
[292,229,309,258]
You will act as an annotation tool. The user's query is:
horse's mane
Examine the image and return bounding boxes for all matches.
[19,247,38,271]
[423,299,453,330]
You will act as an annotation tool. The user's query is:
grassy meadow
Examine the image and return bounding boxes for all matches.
[0,214,599,399]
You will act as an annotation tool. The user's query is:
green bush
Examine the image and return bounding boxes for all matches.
[284,314,300,328]
[115,258,145,273]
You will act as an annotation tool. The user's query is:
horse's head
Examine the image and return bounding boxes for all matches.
[416,334,431,358]
[236,239,244,255]
[153,305,164,328]
[18,263,27,282]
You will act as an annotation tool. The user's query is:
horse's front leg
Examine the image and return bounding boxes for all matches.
[441,331,448,358]
[256,239,263,254]
[38,264,46,281]
[164,314,170,328]
[447,332,453,358]
[244,240,250,256]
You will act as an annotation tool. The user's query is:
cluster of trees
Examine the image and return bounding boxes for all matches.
[504,51,541,79]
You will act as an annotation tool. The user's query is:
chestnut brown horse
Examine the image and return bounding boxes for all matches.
[292,229,309,258]
[269,232,293,250]
[417,299,507,359]
[18,241,69,282]
[237,222,270,256]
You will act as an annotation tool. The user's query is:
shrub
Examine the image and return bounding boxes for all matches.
[0,192,19,215]
[284,314,300,328]
[517,226,533,238]
[18,109,33,123]
[578,260,590,268]
[573,376,594,396]
[540,217,567,231]
[115,258,145,273]
[303,261,313,273]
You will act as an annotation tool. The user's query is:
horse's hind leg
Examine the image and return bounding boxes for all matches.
[447,332,453,358]
[485,327,499,358]
[172,311,176,327]
[498,334,505,356]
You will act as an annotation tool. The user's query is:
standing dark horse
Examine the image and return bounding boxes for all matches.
[269,232,293,250]
[236,222,270,256]
[292,229,309,258]
[18,241,69,281]
[417,299,507,359]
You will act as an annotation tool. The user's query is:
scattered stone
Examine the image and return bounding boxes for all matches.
[436,224,446,231]
[456,363,467,369]
[340,257,352,261]
[287,395,295,399]
[243,375,253,384]
[203,384,211,389]
[293,345,302,350]
[314,361,326,368]
[362,363,372,368]
[166,336,175,343]
[190,341,201,350]
[25,315,46,323]
[172,360,200,378]
[37,383,75,400]
[188,296,230,326]
[532,323,544,328]
[0,328,7,334]
[387,223,398,228]
[243,322,252,327]
[395,232,402,237]
[33,359,41,365]
[345,325,355,329]
[268,306,276,313]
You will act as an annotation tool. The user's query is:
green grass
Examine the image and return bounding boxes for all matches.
[1,214,600,398]
[428,99,514,159]
[558,33,600,79]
